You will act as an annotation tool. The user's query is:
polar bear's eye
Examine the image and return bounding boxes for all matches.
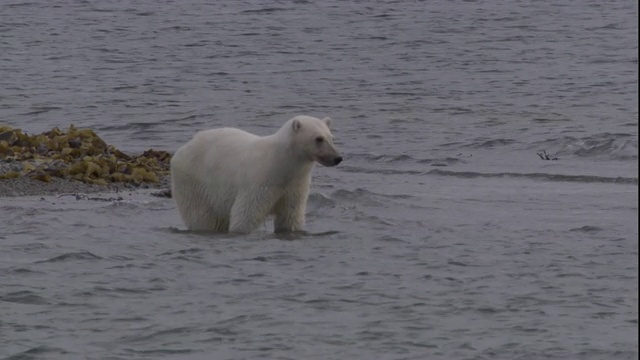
[315,136,324,144]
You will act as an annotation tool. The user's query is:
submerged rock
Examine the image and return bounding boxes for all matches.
[0,124,171,185]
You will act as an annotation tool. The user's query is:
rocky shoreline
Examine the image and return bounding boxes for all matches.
[0,124,173,198]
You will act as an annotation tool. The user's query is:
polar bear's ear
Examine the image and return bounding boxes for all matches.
[322,117,332,128]
[292,119,302,133]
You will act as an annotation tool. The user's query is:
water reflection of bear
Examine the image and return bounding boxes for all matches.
[171,115,343,234]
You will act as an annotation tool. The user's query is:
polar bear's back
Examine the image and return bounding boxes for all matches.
[193,127,260,156]
[172,128,260,171]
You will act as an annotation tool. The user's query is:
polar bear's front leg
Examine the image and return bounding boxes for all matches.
[228,191,272,234]
[273,188,309,233]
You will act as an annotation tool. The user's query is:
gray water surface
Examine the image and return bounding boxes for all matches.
[1,1,638,359]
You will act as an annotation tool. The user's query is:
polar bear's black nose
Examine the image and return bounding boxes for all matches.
[333,156,343,165]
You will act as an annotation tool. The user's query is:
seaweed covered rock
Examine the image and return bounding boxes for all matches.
[0,124,171,184]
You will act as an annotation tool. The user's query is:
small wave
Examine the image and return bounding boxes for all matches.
[99,121,158,131]
[347,153,417,162]
[158,247,205,256]
[476,306,502,314]
[427,169,638,185]
[368,154,415,162]
[92,286,163,295]
[5,2,37,8]
[417,157,465,166]
[337,166,424,176]
[0,267,43,275]
[23,106,62,116]
[447,260,468,267]
[357,214,397,226]
[165,226,189,234]
[330,188,415,208]
[4,345,70,360]
[35,251,103,263]
[345,153,466,167]
[117,326,194,344]
[307,192,336,212]
[241,7,289,14]
[463,137,518,149]
[533,133,638,160]
[331,188,379,203]
[431,106,474,114]
[586,23,622,31]
[111,316,148,322]
[8,242,50,252]
[124,348,195,355]
[166,227,262,241]
[569,225,603,233]
[377,235,408,243]
[155,247,212,264]
[532,115,573,124]
[272,230,341,241]
[156,247,208,261]
[556,272,588,278]
[0,290,49,305]
[161,114,198,124]
[108,255,136,261]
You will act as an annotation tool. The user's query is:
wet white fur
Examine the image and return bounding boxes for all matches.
[170,115,340,233]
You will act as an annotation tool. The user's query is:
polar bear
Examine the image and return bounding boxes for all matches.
[170,115,342,234]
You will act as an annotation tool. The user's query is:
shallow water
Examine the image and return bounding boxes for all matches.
[1,1,638,359]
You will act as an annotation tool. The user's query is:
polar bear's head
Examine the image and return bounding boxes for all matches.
[290,115,343,167]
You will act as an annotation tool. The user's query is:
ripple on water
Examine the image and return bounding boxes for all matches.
[0,290,49,305]
[3,346,71,360]
[569,225,604,233]
[426,169,639,185]
[531,133,638,160]
[35,251,103,263]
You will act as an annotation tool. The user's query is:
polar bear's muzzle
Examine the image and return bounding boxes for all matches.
[333,156,343,165]
[317,153,343,167]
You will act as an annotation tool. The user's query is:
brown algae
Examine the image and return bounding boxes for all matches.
[0,124,171,184]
